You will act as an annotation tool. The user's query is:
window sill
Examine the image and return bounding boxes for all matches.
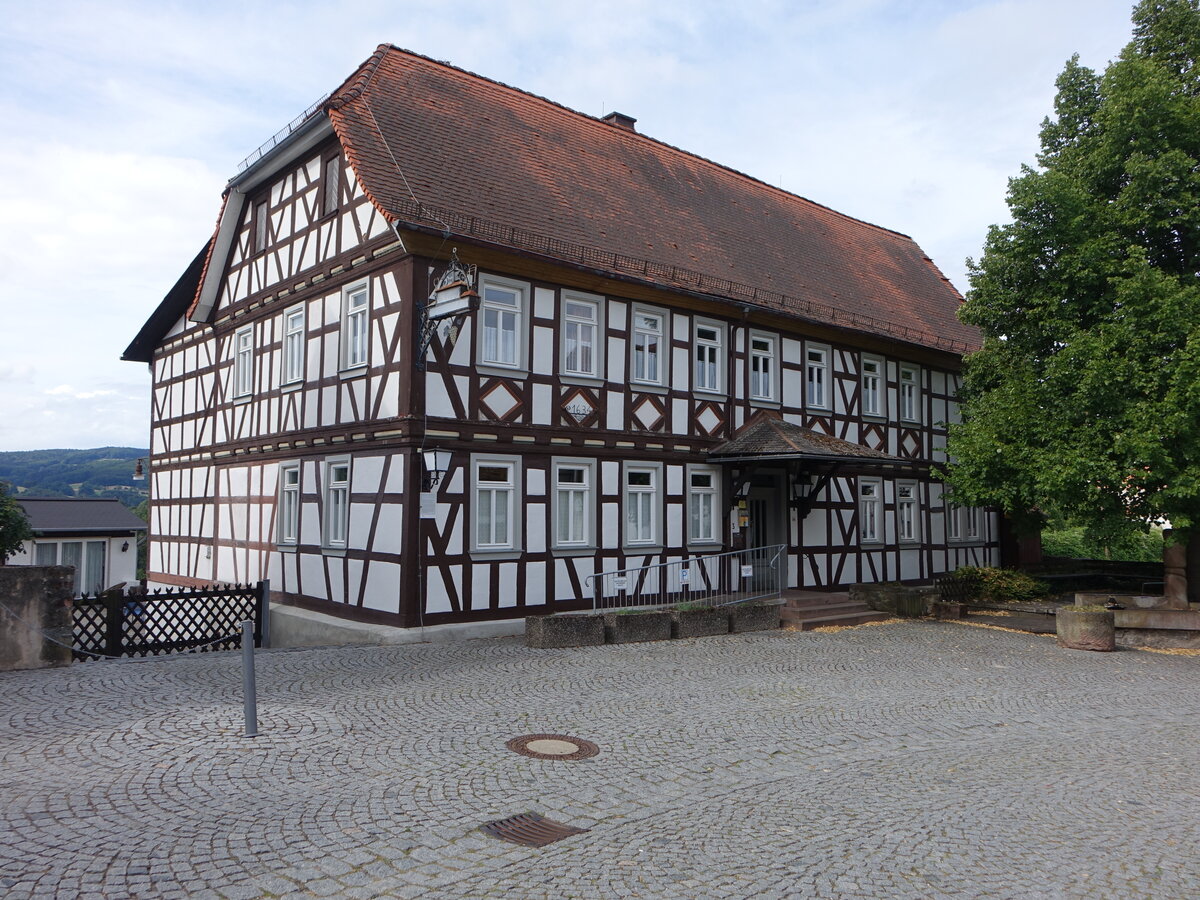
[686,540,723,551]
[900,418,922,427]
[477,364,528,380]
[551,547,598,558]
[322,547,347,557]
[560,374,605,388]
[694,390,727,400]
[621,544,663,554]
[339,367,367,380]
[749,399,782,410]
[281,381,303,393]
[629,382,668,395]
[862,413,888,423]
[277,544,298,553]
[470,548,523,560]
[233,394,252,405]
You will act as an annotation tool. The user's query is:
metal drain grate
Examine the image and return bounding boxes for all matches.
[480,812,589,847]
[505,733,600,760]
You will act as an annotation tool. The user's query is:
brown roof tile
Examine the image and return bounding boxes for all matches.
[709,413,905,464]
[326,45,978,354]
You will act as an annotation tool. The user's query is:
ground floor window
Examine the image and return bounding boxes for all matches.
[278,463,301,545]
[897,482,919,543]
[624,464,659,546]
[473,456,520,552]
[552,458,594,549]
[323,459,351,549]
[859,479,882,544]
[688,467,720,544]
[35,540,106,594]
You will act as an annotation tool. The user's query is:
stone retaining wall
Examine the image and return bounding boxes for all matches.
[0,566,74,671]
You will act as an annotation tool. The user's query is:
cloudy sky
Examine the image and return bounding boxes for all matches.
[0,0,1138,451]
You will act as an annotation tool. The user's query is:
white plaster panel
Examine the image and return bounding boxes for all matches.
[671,312,686,340]
[299,502,321,546]
[526,503,546,553]
[352,456,383,492]
[672,398,688,434]
[348,505,373,544]
[606,391,624,430]
[804,511,828,546]
[666,465,683,495]
[672,347,689,390]
[498,563,518,607]
[444,509,462,555]
[783,369,802,407]
[385,455,407,493]
[449,320,473,367]
[534,286,555,319]
[532,384,552,425]
[524,561,546,607]
[601,461,619,494]
[602,502,619,547]
[373,504,404,555]
[608,300,627,330]
[471,563,491,611]
[666,504,682,547]
[363,561,400,612]
[607,337,626,383]
[532,326,554,375]
[454,375,471,411]
[526,467,546,496]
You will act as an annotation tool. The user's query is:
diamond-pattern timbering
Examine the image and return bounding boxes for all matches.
[900,430,921,458]
[560,388,598,427]
[480,380,523,422]
[632,395,665,431]
[695,402,724,437]
[862,424,886,452]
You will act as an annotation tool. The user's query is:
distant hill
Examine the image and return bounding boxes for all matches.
[0,447,150,508]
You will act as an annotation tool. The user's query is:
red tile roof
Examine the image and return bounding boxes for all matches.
[325,45,978,354]
[709,412,907,464]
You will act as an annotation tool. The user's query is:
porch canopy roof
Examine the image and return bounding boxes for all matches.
[707,415,914,468]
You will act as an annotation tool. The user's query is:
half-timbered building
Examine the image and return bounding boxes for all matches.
[125,45,1000,628]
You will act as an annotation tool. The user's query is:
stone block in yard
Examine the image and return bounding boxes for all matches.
[931,600,966,620]
[525,614,605,649]
[670,607,729,639]
[728,602,782,633]
[602,611,672,644]
[1056,608,1115,652]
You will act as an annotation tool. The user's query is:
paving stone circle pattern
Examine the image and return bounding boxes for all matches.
[2,621,1199,898]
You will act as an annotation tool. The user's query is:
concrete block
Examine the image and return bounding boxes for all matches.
[525,614,605,648]
[602,611,672,644]
[670,607,729,639]
[728,602,781,633]
[1056,608,1115,652]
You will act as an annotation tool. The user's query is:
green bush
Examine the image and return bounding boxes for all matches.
[1041,525,1164,563]
[950,566,1049,603]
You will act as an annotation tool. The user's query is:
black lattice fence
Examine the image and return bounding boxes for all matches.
[935,571,982,605]
[72,581,268,662]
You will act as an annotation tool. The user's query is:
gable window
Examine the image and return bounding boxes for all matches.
[278,463,301,546]
[474,458,517,550]
[859,479,882,544]
[631,310,664,385]
[897,482,919,543]
[624,465,659,546]
[552,459,594,548]
[899,364,920,423]
[688,467,720,544]
[861,356,884,417]
[341,283,369,371]
[806,345,829,409]
[694,320,723,393]
[479,276,526,370]
[749,332,777,402]
[233,325,254,398]
[254,200,268,254]
[323,155,340,215]
[282,305,305,385]
[562,294,600,378]
[322,459,351,549]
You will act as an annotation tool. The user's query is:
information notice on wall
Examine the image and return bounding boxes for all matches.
[420,493,437,519]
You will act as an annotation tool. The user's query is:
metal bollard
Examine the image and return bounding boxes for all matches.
[242,620,258,738]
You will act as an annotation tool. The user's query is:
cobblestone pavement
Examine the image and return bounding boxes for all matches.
[2,622,1199,899]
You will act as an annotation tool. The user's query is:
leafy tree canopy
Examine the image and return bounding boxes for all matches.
[0,483,33,562]
[946,0,1200,543]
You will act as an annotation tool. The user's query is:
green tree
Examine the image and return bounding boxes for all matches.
[946,0,1200,550]
[0,483,33,563]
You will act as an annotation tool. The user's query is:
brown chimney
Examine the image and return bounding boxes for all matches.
[602,111,637,132]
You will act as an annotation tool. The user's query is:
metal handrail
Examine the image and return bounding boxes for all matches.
[585,544,787,611]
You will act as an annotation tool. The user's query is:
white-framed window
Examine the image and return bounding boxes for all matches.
[806,344,829,409]
[965,506,981,540]
[899,364,920,423]
[561,293,601,378]
[473,456,519,551]
[688,466,720,544]
[859,479,882,544]
[42,540,107,595]
[897,482,919,543]
[322,458,351,549]
[341,282,369,371]
[233,325,254,398]
[254,200,268,253]
[323,155,340,215]
[631,308,665,386]
[749,332,777,402]
[552,458,595,548]
[694,319,724,394]
[282,305,306,385]
[945,502,962,541]
[34,542,57,566]
[278,462,301,545]
[861,356,884,417]
[479,275,527,370]
[624,464,659,546]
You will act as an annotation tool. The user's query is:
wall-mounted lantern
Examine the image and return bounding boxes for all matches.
[422,447,452,491]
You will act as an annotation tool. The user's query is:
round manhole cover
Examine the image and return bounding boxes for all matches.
[506,734,600,761]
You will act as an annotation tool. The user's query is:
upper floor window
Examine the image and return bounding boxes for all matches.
[323,155,340,215]
[474,458,517,550]
[233,325,254,398]
[278,463,301,545]
[897,482,918,543]
[631,309,664,386]
[688,468,720,544]
[282,305,305,385]
[694,320,724,393]
[859,479,882,544]
[624,465,659,546]
[861,356,884,417]
[749,332,777,402]
[253,200,268,254]
[341,283,369,371]
[899,364,920,423]
[479,276,527,370]
[946,502,962,541]
[323,459,351,549]
[562,293,600,378]
[806,345,829,409]
[552,459,594,548]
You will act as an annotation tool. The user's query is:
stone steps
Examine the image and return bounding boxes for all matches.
[779,590,891,630]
